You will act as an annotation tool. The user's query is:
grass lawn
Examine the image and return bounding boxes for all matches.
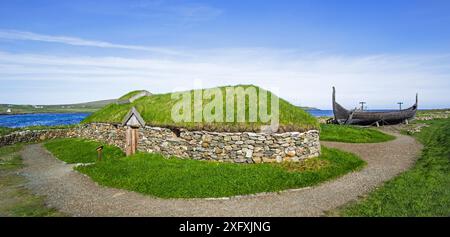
[83,85,319,132]
[0,126,19,136]
[339,118,450,216]
[416,109,449,119]
[0,99,114,114]
[320,124,395,143]
[0,144,63,216]
[44,138,124,163]
[44,138,365,198]
[20,124,76,131]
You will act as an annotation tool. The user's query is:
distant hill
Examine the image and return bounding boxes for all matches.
[83,85,319,132]
[0,99,117,115]
[298,106,319,110]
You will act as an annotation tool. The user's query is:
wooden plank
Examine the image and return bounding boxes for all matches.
[131,128,137,155]
[126,126,132,156]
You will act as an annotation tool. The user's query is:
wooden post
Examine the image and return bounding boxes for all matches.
[96,146,103,161]
[126,126,131,156]
[359,101,366,111]
[131,127,137,155]
[126,126,139,156]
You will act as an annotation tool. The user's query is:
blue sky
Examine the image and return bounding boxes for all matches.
[0,0,449,109]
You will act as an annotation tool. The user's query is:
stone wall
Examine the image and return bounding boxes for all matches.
[0,123,125,149]
[138,128,320,163]
[0,129,72,147]
[0,123,320,163]
[72,123,126,150]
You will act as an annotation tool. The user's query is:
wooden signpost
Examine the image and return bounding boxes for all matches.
[96,146,104,161]
[122,107,146,156]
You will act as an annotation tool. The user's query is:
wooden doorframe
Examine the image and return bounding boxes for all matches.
[126,126,139,156]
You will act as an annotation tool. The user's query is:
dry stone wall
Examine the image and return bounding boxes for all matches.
[0,129,72,146]
[139,128,320,163]
[0,124,125,149]
[72,123,126,150]
[0,123,320,163]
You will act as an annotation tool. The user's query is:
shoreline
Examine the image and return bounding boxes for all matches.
[0,111,93,116]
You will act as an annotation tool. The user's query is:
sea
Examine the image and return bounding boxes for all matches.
[0,113,91,128]
[306,109,333,117]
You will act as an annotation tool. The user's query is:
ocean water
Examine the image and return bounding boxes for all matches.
[0,113,91,128]
[306,109,333,117]
[306,109,403,117]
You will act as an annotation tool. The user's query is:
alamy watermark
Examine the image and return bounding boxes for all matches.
[171,82,280,132]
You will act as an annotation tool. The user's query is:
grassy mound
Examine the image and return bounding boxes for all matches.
[83,85,319,132]
[44,138,365,198]
[340,118,450,216]
[320,124,395,143]
[119,90,147,100]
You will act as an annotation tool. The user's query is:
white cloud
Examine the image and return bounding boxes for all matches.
[0,50,449,109]
[0,30,182,55]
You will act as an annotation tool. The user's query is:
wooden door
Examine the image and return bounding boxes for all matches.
[126,126,138,156]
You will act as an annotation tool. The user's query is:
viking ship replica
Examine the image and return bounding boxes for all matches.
[332,87,418,126]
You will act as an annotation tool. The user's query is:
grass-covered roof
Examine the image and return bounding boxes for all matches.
[83,85,319,132]
[118,90,148,100]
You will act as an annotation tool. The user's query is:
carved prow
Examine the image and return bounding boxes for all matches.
[415,93,418,107]
[332,86,336,122]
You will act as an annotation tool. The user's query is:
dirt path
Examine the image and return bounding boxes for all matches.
[19,129,422,217]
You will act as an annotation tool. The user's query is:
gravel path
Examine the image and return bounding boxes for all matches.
[19,129,422,217]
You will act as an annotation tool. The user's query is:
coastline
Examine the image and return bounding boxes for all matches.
[0,111,94,116]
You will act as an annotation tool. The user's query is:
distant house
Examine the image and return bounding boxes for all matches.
[6,108,11,113]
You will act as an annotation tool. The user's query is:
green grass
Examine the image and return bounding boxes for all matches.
[0,144,63,216]
[83,85,319,132]
[44,138,124,163]
[339,118,450,216]
[0,143,23,159]
[320,124,395,143]
[0,126,19,136]
[22,124,77,131]
[43,137,365,198]
[119,90,147,100]
[0,99,115,114]
[417,109,449,118]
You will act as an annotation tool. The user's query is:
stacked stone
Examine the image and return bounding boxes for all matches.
[73,123,126,150]
[0,123,126,150]
[138,128,320,163]
[138,127,190,158]
[0,123,321,164]
[0,129,71,147]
